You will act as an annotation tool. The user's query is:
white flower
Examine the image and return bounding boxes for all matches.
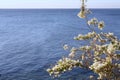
[47,68,51,72]
[107,43,115,53]
[108,32,114,36]
[97,63,106,70]
[78,34,82,37]
[89,61,108,72]
[87,20,92,25]
[91,18,98,24]
[59,59,62,62]
[98,21,104,30]
[89,75,94,79]
[63,44,69,50]
[69,51,75,58]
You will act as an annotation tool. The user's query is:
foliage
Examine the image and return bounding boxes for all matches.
[47,0,120,80]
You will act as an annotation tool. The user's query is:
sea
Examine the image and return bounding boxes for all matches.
[0,9,120,80]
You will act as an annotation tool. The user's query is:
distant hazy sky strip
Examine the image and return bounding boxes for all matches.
[0,0,120,9]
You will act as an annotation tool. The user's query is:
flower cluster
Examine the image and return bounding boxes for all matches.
[47,58,83,77]
[79,45,92,51]
[74,31,96,40]
[88,18,105,30]
[89,57,120,80]
[77,0,91,18]
[47,0,120,80]
[89,61,111,79]
[69,47,77,58]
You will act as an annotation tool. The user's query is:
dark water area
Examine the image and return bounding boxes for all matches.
[0,9,120,80]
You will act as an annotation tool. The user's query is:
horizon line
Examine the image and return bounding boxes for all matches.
[0,8,120,9]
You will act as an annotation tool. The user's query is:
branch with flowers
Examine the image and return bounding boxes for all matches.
[47,0,120,80]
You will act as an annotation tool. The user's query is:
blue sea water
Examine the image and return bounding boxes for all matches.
[0,9,120,80]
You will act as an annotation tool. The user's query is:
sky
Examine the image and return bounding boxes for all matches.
[0,0,120,9]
